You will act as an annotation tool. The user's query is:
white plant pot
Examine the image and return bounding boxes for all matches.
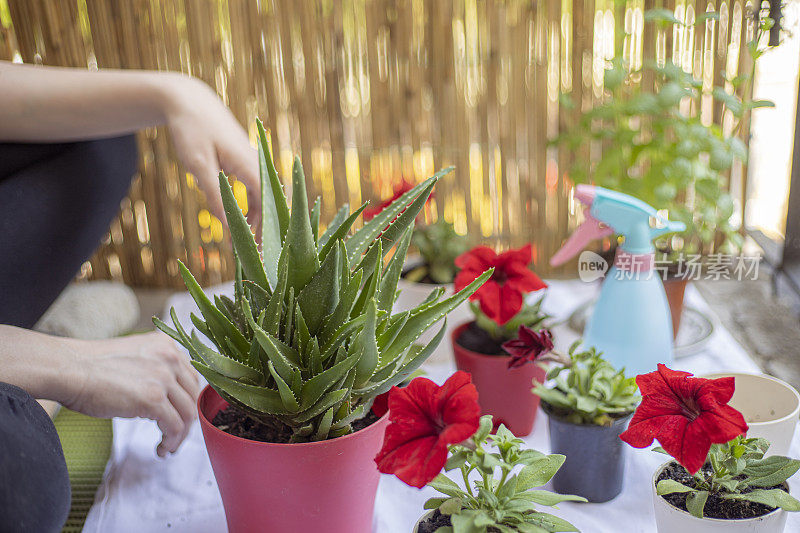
[395,278,470,364]
[652,462,788,532]
[412,510,436,533]
[701,372,800,456]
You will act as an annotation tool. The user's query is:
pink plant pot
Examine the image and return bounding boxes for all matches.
[198,386,389,533]
[451,322,546,437]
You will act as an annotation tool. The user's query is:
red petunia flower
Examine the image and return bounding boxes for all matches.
[363,180,416,220]
[502,326,555,369]
[374,371,480,488]
[453,244,547,325]
[619,364,748,474]
[371,391,389,418]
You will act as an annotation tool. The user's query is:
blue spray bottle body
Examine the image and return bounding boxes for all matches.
[550,186,685,376]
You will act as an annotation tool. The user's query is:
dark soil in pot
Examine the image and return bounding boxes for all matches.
[657,461,787,519]
[455,321,506,355]
[418,510,502,533]
[212,403,379,444]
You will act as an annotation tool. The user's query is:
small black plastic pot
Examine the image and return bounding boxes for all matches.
[545,404,633,503]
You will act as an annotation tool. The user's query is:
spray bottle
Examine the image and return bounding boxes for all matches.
[550,185,686,376]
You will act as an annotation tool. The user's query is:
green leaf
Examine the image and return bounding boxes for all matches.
[189,332,263,384]
[319,269,364,345]
[285,156,320,293]
[256,118,289,246]
[526,512,580,532]
[267,361,300,412]
[354,300,379,386]
[291,388,349,424]
[319,203,351,249]
[742,456,800,488]
[516,455,566,492]
[263,249,289,336]
[428,474,465,498]
[310,196,321,243]
[514,490,587,506]
[686,490,709,518]
[299,352,360,409]
[191,361,290,414]
[724,489,800,511]
[296,240,341,334]
[377,226,413,312]
[313,406,335,441]
[218,172,269,290]
[177,260,249,356]
[318,203,368,263]
[345,168,451,263]
[250,321,301,381]
[656,479,696,496]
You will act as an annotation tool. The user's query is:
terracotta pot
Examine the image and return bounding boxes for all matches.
[451,322,545,437]
[652,461,788,532]
[701,372,800,457]
[198,386,389,533]
[394,278,470,364]
[546,407,632,503]
[663,277,689,339]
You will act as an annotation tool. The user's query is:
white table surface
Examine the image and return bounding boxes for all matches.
[82,280,800,532]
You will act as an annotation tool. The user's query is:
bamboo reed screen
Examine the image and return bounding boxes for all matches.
[0,0,755,287]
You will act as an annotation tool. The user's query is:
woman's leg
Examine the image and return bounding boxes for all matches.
[0,136,138,328]
[0,382,71,533]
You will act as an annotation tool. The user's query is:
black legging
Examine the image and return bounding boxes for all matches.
[0,136,138,532]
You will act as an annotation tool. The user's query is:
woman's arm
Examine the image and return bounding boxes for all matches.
[0,61,260,224]
[0,325,199,457]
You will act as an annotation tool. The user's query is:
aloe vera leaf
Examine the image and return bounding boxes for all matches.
[285,156,320,292]
[178,260,249,354]
[308,337,322,375]
[250,321,301,381]
[294,305,311,357]
[354,300,379,386]
[376,311,410,350]
[256,118,289,244]
[332,401,372,429]
[267,361,301,412]
[299,352,360,409]
[318,203,368,263]
[310,196,321,243]
[263,248,289,337]
[291,388,349,424]
[351,240,382,318]
[218,172,269,290]
[319,203,350,249]
[319,315,367,361]
[313,406,335,441]
[378,178,436,250]
[319,268,363,345]
[345,168,451,263]
[189,332,263,384]
[192,360,290,414]
[377,225,413,312]
[297,240,341,334]
[381,270,492,363]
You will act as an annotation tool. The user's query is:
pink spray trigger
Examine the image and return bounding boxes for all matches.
[550,184,614,267]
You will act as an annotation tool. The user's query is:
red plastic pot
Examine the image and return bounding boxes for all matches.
[198,386,389,533]
[451,322,546,437]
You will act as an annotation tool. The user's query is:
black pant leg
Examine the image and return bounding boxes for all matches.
[0,136,138,328]
[0,382,71,533]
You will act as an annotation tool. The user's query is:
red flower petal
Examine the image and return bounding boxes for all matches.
[375,372,480,488]
[496,244,532,266]
[620,364,748,474]
[504,263,548,293]
[497,284,524,325]
[454,246,497,271]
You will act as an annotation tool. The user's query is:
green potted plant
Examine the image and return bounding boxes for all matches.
[531,339,640,502]
[154,119,491,533]
[373,371,586,532]
[554,10,777,337]
[451,244,550,436]
[395,219,471,361]
[621,364,800,531]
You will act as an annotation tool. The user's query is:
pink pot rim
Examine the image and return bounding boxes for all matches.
[452,321,511,359]
[198,384,389,449]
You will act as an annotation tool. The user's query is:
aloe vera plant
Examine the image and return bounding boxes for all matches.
[155,119,491,442]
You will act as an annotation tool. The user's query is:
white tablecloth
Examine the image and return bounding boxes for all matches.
[82,281,800,532]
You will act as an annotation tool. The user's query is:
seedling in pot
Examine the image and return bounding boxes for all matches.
[375,371,586,533]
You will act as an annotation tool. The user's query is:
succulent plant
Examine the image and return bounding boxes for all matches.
[404,219,469,285]
[154,120,490,442]
[533,341,640,426]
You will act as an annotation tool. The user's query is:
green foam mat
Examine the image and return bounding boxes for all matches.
[54,408,113,533]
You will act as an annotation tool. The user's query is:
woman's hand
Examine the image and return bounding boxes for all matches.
[66,331,200,457]
[161,75,261,229]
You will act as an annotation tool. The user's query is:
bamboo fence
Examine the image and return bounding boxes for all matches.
[0,0,756,287]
